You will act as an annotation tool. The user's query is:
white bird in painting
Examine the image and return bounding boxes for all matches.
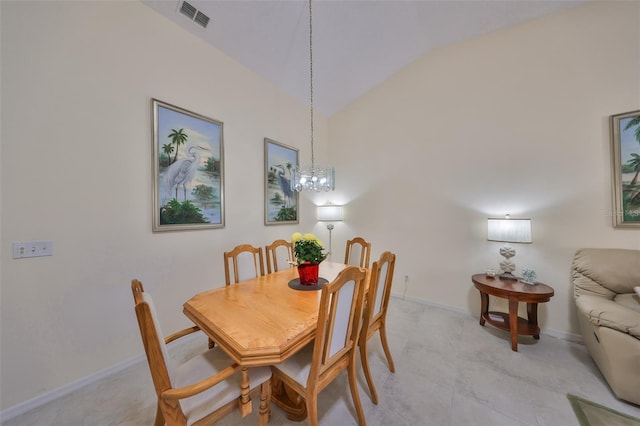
[276,165,294,207]
[164,144,209,201]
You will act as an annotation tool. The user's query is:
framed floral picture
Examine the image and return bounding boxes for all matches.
[610,109,640,228]
[264,138,299,225]
[152,99,224,232]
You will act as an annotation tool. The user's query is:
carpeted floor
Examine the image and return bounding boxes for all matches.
[568,394,640,426]
[5,298,640,425]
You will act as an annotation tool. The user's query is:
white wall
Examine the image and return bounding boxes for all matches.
[329,0,640,340]
[0,1,328,410]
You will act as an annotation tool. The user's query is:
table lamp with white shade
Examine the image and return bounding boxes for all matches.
[317,204,343,258]
[487,215,532,279]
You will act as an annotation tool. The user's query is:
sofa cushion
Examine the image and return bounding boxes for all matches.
[614,293,640,313]
[576,295,640,339]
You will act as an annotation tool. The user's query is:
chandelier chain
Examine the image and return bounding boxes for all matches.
[289,0,334,193]
[309,0,314,167]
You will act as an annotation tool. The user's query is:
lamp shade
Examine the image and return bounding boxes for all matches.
[317,205,343,222]
[487,217,532,243]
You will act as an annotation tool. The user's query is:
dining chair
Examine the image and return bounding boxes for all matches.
[131,279,272,426]
[265,239,294,274]
[359,251,396,405]
[224,244,265,285]
[270,266,368,426]
[344,237,372,269]
[217,244,266,348]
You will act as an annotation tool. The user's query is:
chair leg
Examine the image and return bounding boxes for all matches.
[348,358,367,426]
[159,399,186,426]
[154,403,164,426]
[239,367,252,417]
[379,323,395,373]
[306,390,319,426]
[208,337,215,349]
[258,380,271,426]
[359,338,379,405]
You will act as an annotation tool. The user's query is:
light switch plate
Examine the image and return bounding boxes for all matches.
[12,241,53,259]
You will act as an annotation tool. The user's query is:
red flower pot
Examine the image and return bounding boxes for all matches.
[297,262,320,285]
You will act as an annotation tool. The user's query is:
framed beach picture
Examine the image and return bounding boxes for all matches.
[264,138,299,225]
[152,99,224,232]
[610,109,640,228]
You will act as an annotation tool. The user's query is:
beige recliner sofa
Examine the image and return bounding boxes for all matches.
[572,248,640,406]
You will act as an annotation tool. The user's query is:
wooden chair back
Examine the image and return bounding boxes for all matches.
[268,266,368,425]
[131,279,184,423]
[365,251,396,330]
[224,244,265,285]
[359,251,397,404]
[309,265,367,388]
[344,237,371,269]
[265,239,294,273]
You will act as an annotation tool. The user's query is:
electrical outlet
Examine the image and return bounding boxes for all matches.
[402,274,409,300]
[12,240,53,259]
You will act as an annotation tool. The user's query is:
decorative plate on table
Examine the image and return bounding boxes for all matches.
[288,277,329,291]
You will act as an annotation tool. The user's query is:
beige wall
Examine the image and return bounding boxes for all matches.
[0,1,327,410]
[1,0,639,414]
[329,0,639,341]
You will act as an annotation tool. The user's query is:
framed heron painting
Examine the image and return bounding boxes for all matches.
[264,138,299,225]
[152,99,224,232]
[610,109,640,228]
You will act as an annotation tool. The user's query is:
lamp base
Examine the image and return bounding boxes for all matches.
[498,247,517,280]
[499,272,518,280]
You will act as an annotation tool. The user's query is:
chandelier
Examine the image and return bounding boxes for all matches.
[291,0,335,193]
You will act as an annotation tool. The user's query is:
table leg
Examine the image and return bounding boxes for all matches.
[527,303,540,339]
[479,292,488,326]
[271,372,307,421]
[508,299,519,352]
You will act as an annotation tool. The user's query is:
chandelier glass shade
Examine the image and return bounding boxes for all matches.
[290,0,335,193]
[291,165,335,192]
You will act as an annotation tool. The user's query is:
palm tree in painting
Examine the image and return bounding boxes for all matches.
[168,128,188,164]
[162,143,174,155]
[623,116,640,204]
[624,116,640,145]
[627,153,640,186]
[162,143,174,160]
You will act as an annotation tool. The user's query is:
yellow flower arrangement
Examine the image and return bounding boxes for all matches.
[291,232,327,265]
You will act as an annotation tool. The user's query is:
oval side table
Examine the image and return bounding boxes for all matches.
[472,274,554,351]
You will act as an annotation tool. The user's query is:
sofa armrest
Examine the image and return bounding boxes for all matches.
[576,295,640,339]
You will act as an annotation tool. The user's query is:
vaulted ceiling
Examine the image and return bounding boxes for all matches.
[143,0,583,117]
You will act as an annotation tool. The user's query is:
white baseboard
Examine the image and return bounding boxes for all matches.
[0,353,144,422]
[0,331,205,422]
[390,293,584,344]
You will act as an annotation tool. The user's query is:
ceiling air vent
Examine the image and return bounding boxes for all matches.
[194,11,210,28]
[179,1,209,28]
[179,1,196,19]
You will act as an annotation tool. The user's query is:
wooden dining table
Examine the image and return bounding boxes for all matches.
[183,261,357,420]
